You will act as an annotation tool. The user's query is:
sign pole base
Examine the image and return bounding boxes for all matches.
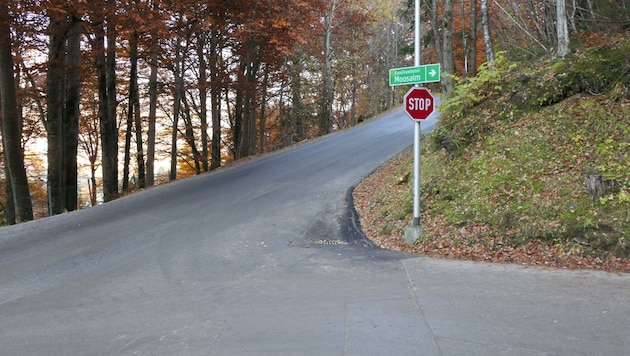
[404,225,423,244]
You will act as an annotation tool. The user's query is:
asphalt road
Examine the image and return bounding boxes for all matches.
[1,107,629,355]
[0,108,432,354]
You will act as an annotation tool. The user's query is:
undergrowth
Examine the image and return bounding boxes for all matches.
[409,36,630,259]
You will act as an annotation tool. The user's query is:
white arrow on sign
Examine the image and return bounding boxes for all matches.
[428,69,437,78]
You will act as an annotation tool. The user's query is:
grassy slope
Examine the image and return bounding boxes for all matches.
[354,32,630,271]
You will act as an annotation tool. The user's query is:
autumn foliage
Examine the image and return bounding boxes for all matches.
[1,0,630,224]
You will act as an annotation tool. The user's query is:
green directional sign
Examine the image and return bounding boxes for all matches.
[389,63,441,86]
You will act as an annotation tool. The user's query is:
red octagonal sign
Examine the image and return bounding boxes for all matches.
[404,87,434,121]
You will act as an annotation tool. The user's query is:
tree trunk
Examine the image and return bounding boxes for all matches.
[2,160,16,224]
[442,0,456,97]
[461,0,468,79]
[170,40,183,181]
[94,25,114,201]
[468,0,478,77]
[557,0,570,58]
[259,66,269,154]
[89,152,97,206]
[290,54,306,141]
[321,0,339,135]
[197,30,209,172]
[98,0,119,202]
[122,80,133,191]
[210,27,221,170]
[232,64,244,160]
[182,94,201,175]
[350,55,357,125]
[0,2,33,222]
[210,74,221,167]
[237,86,253,158]
[46,10,65,215]
[80,115,99,207]
[236,39,262,159]
[62,16,81,212]
[481,0,494,62]
[94,26,107,193]
[146,31,158,186]
[104,16,118,200]
[133,49,145,189]
[122,31,144,191]
[44,11,80,214]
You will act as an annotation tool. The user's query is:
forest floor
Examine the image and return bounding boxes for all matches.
[353,147,630,273]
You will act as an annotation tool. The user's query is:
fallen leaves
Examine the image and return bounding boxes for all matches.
[353,148,630,273]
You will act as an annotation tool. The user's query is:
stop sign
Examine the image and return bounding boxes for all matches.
[404,87,434,121]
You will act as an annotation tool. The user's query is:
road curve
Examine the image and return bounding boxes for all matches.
[1,106,628,356]
[0,109,438,354]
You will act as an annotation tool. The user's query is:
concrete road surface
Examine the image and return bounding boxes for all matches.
[1,108,628,355]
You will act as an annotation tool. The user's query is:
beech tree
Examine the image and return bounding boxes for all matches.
[0,0,33,222]
[4,0,629,224]
[196,27,209,171]
[168,14,185,180]
[142,0,170,186]
[122,30,145,191]
[90,0,119,202]
[45,4,82,215]
[208,21,224,170]
[145,28,159,186]
[227,0,321,159]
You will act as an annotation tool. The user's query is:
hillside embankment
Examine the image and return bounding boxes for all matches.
[354,32,630,272]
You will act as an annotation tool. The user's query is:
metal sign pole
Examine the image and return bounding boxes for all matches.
[404,0,424,242]
[412,0,421,227]
[415,0,420,67]
[387,6,437,243]
[413,123,421,226]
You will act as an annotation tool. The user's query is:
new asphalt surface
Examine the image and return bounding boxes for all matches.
[0,107,628,355]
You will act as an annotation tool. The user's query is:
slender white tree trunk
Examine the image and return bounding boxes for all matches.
[557,0,570,58]
[481,0,495,62]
